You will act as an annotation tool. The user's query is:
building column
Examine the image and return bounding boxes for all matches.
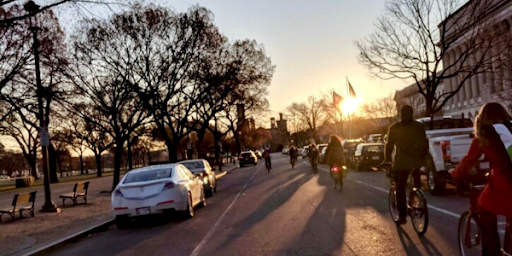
[476,48,487,102]
[462,44,472,103]
[454,46,465,103]
[470,53,478,102]
[445,50,454,106]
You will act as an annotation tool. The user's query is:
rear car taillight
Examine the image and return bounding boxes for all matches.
[114,189,124,197]
[441,141,451,162]
[163,181,176,190]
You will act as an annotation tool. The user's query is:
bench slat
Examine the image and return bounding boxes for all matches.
[17,194,32,204]
[76,183,86,192]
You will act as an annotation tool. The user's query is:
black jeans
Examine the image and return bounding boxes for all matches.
[394,169,421,219]
[265,158,271,169]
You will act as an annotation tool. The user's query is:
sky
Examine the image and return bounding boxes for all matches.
[3,0,416,152]
[162,0,411,116]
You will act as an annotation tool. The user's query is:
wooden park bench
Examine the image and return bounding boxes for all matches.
[0,191,37,222]
[60,181,89,207]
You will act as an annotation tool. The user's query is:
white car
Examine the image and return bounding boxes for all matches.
[111,164,206,228]
[179,159,217,197]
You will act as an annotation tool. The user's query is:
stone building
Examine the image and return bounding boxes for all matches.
[395,0,512,120]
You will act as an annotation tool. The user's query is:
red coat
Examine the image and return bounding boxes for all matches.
[453,136,512,217]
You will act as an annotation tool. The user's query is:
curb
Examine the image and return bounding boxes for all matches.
[19,218,115,256]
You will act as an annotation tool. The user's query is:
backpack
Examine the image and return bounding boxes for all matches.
[494,122,512,163]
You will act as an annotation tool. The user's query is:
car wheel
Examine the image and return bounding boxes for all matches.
[199,189,207,208]
[182,193,194,219]
[115,216,130,229]
[426,160,446,196]
[206,185,214,197]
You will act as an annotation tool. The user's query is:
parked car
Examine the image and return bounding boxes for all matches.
[368,134,383,143]
[302,146,309,158]
[297,148,304,157]
[282,148,289,154]
[179,159,217,197]
[342,139,364,168]
[319,147,328,164]
[416,115,477,195]
[0,175,10,180]
[317,144,328,156]
[354,143,385,172]
[111,163,206,228]
[239,151,258,167]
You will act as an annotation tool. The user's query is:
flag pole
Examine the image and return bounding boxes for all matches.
[347,76,351,140]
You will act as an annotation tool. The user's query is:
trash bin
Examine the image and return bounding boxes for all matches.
[15,176,34,188]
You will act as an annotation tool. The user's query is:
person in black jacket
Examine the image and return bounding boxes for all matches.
[326,135,346,185]
[384,105,428,224]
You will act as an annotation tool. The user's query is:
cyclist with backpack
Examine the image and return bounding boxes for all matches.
[450,102,512,256]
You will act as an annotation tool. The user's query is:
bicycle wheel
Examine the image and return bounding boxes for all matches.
[458,211,482,256]
[409,189,429,235]
[388,186,401,224]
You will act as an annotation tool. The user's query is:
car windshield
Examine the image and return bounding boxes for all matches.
[181,161,204,170]
[364,145,384,153]
[242,152,252,157]
[123,168,173,184]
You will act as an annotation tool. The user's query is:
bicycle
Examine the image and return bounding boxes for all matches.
[387,167,429,235]
[265,159,271,174]
[458,183,512,256]
[290,156,296,169]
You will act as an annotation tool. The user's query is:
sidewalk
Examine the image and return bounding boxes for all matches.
[0,163,238,256]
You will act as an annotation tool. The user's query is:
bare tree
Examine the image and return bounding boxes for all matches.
[0,0,121,25]
[286,95,325,139]
[356,0,498,118]
[0,111,39,178]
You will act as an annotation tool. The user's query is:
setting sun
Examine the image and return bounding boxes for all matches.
[341,97,361,115]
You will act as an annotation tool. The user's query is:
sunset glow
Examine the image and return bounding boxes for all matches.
[342,97,361,115]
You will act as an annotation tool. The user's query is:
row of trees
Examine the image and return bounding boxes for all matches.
[0,3,274,189]
[286,92,396,139]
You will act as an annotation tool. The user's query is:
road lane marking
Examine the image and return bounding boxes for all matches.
[350,178,506,235]
[190,164,263,256]
[302,164,506,235]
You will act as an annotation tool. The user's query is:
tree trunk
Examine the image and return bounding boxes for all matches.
[197,130,206,159]
[29,160,37,180]
[167,142,178,163]
[234,129,242,154]
[79,154,84,175]
[95,153,102,177]
[127,140,133,170]
[214,133,221,172]
[112,141,124,191]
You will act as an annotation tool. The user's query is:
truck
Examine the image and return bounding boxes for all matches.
[416,116,481,196]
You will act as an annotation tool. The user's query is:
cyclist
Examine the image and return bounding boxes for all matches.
[383,105,428,225]
[325,135,346,185]
[308,143,319,173]
[262,147,272,170]
[450,102,512,256]
[289,142,298,168]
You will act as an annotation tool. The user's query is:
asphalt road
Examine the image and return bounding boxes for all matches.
[46,153,507,256]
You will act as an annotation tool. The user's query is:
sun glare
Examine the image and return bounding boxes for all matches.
[341,97,361,115]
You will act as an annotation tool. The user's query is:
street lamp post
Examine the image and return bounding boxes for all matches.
[24,1,59,213]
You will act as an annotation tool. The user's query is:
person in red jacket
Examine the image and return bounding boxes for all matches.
[451,102,512,256]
